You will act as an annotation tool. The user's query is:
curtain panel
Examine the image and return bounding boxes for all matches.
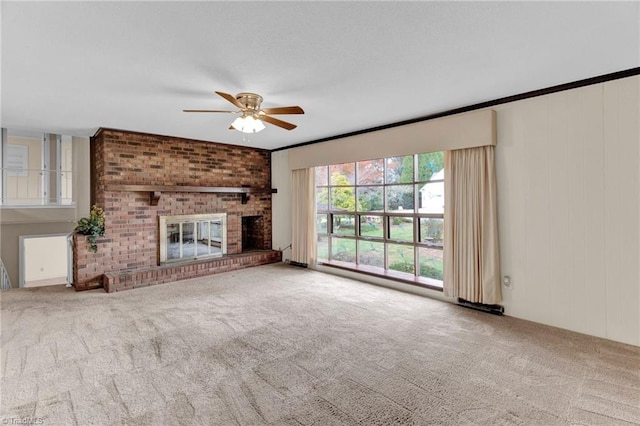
[444,145,501,304]
[291,168,317,266]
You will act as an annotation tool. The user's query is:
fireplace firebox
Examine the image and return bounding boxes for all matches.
[242,215,264,252]
[159,213,227,263]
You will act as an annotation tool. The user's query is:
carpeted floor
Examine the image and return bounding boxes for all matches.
[1,263,639,425]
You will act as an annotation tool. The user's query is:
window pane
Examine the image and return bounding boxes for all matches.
[317,235,329,262]
[331,186,355,211]
[389,217,414,242]
[5,133,44,205]
[330,162,355,185]
[331,237,356,263]
[357,159,383,184]
[2,131,76,206]
[386,185,414,212]
[332,214,355,236]
[358,240,384,268]
[357,186,383,212]
[419,218,444,248]
[211,220,222,239]
[417,152,444,182]
[198,221,210,240]
[418,247,443,282]
[387,243,415,274]
[316,187,328,211]
[418,180,444,214]
[181,222,196,258]
[386,155,414,184]
[210,220,223,254]
[315,166,329,186]
[195,221,211,256]
[359,215,383,238]
[316,214,328,234]
[166,223,180,260]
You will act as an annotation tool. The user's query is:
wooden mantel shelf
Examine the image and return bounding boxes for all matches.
[106,184,277,205]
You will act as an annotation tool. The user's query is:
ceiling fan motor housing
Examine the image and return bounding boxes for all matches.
[236,93,263,112]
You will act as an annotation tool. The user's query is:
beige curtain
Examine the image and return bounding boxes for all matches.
[291,168,316,266]
[443,145,501,304]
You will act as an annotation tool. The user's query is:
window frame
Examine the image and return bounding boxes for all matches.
[316,152,444,290]
[0,128,75,207]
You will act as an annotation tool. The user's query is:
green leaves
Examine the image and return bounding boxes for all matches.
[75,205,106,253]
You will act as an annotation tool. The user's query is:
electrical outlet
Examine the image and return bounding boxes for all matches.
[503,275,512,288]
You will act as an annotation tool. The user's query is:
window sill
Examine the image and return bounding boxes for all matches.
[317,260,444,292]
[0,204,76,209]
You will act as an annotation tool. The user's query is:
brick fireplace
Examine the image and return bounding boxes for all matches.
[73,128,281,292]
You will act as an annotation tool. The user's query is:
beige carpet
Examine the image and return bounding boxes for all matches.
[1,263,639,425]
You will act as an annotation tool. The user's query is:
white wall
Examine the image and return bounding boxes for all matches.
[271,149,292,260]
[72,136,91,219]
[273,75,640,346]
[495,76,639,346]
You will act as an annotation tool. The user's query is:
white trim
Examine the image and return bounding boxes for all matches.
[41,134,49,205]
[314,263,453,303]
[289,109,496,170]
[56,134,62,205]
[1,128,7,201]
[0,204,76,209]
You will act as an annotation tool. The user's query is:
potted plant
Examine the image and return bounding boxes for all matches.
[75,205,106,253]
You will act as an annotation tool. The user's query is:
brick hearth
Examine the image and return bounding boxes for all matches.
[73,128,280,292]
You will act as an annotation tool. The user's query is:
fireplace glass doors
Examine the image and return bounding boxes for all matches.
[159,213,227,263]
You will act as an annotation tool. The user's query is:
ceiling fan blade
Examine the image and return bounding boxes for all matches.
[261,115,297,131]
[183,109,237,113]
[260,106,305,115]
[215,91,246,109]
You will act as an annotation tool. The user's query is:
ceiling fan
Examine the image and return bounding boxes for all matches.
[183,91,304,133]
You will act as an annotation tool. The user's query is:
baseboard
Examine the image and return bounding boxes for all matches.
[457,298,504,316]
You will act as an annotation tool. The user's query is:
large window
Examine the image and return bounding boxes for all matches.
[316,152,444,288]
[0,129,73,206]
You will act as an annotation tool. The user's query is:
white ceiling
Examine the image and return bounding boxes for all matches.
[2,1,639,151]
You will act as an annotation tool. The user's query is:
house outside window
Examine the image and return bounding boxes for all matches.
[0,128,73,206]
[315,151,444,289]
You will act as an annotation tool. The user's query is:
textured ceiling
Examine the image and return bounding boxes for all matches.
[2,1,639,150]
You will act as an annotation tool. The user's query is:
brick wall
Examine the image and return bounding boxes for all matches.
[73,128,279,292]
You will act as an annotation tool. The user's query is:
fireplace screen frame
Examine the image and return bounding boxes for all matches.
[159,213,227,264]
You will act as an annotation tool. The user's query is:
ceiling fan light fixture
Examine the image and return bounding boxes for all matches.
[184,91,303,132]
[231,115,265,133]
